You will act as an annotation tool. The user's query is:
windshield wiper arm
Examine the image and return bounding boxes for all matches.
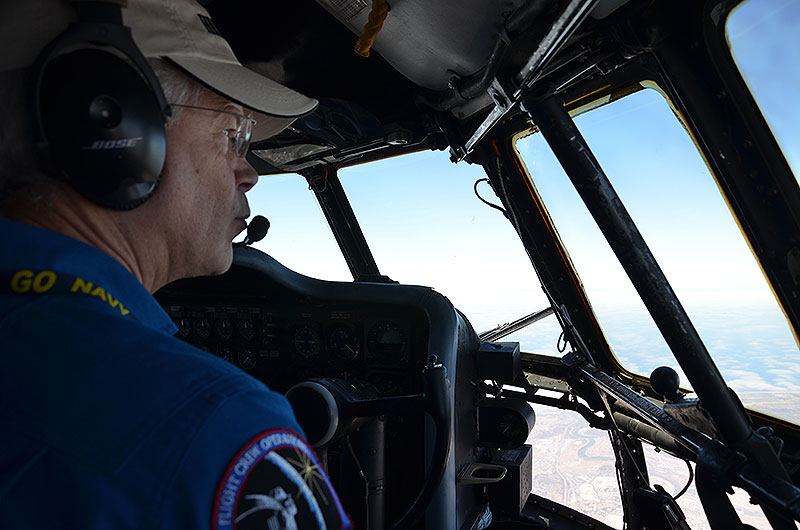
[479,306,554,342]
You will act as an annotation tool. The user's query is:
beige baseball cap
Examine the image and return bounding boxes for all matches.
[1,0,317,139]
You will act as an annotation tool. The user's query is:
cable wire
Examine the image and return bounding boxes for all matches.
[345,435,371,528]
[674,459,694,500]
[474,177,508,217]
[557,330,568,352]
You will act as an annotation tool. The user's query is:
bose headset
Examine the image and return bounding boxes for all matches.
[32,0,170,210]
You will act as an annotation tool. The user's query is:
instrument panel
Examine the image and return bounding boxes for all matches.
[161,296,429,396]
[156,248,481,530]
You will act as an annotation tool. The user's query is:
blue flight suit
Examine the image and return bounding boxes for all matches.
[0,218,349,529]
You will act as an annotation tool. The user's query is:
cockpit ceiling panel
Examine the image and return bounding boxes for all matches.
[314,0,527,91]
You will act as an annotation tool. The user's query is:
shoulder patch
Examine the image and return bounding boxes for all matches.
[213,429,350,530]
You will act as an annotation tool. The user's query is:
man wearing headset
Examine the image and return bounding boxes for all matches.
[0,1,350,528]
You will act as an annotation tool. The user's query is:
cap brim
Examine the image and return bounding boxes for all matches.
[250,111,296,142]
[170,56,318,119]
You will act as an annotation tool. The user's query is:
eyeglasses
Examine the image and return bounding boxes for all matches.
[169,103,257,158]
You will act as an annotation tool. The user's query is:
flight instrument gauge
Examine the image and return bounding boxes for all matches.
[175,317,191,340]
[292,325,323,361]
[195,318,211,341]
[215,319,233,342]
[367,321,408,362]
[218,348,234,363]
[238,350,257,371]
[238,320,256,343]
[328,324,360,361]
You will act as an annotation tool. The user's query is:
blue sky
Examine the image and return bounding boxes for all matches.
[727,0,800,175]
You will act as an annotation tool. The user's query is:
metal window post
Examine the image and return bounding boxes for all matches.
[520,92,797,529]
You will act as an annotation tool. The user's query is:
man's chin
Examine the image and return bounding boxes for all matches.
[195,246,234,278]
[212,247,235,276]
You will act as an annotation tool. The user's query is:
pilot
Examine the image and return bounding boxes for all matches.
[0,1,349,528]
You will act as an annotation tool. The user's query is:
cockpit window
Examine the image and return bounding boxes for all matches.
[248,173,351,281]
[515,87,800,423]
[337,151,563,354]
[726,0,800,179]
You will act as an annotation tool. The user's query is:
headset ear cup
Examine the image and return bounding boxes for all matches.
[39,49,166,209]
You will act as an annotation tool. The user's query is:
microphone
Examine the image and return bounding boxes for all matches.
[234,215,270,247]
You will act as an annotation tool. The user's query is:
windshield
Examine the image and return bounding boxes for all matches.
[515,87,800,423]
[246,173,351,281]
[246,151,565,355]
[337,152,564,355]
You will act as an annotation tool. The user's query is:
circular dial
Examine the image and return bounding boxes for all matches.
[215,319,233,342]
[292,325,322,360]
[176,318,191,340]
[497,412,526,442]
[238,320,256,343]
[367,322,408,362]
[195,318,211,341]
[218,348,234,363]
[328,324,360,361]
[238,349,257,370]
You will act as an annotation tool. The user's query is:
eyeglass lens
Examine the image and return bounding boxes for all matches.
[169,103,256,158]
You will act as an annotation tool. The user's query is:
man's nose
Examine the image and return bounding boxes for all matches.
[235,157,259,193]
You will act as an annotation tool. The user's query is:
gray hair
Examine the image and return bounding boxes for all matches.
[148,58,205,119]
[0,58,201,209]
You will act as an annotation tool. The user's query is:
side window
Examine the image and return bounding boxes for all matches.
[515,88,800,423]
[247,173,351,281]
[726,0,800,178]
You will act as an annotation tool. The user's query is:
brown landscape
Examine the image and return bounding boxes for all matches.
[526,401,794,530]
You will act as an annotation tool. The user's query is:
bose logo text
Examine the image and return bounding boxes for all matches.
[83,137,143,150]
